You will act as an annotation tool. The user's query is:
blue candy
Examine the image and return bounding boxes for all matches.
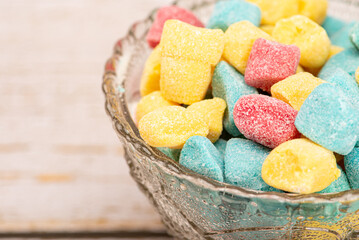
[344,147,359,189]
[322,16,347,37]
[157,147,181,162]
[330,22,356,49]
[350,22,359,50]
[180,136,224,182]
[207,0,261,32]
[212,61,258,137]
[322,68,359,106]
[214,138,227,158]
[295,83,359,155]
[319,47,359,79]
[224,138,280,192]
[317,166,351,193]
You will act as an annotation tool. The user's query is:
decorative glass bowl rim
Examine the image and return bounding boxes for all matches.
[102,0,359,204]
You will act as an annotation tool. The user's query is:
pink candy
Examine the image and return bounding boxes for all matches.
[233,95,300,148]
[245,38,300,92]
[146,6,204,48]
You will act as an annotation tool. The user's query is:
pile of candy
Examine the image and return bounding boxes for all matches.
[136,0,359,194]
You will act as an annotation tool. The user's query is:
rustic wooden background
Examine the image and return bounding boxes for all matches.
[0,0,172,235]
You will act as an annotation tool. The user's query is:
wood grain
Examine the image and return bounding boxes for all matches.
[0,0,172,232]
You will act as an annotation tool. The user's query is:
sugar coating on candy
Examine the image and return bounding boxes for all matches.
[259,25,274,35]
[344,147,359,189]
[160,57,212,105]
[271,72,326,111]
[350,22,359,50]
[319,47,359,80]
[323,68,359,106]
[223,21,274,74]
[272,15,330,68]
[212,61,258,137]
[262,138,340,194]
[295,83,359,155]
[207,0,261,32]
[317,166,351,193]
[160,20,224,65]
[330,22,356,49]
[322,16,346,37]
[245,38,300,92]
[135,91,179,123]
[214,139,227,158]
[247,0,299,25]
[187,98,226,143]
[157,147,181,162]
[298,0,328,24]
[140,46,161,96]
[233,94,300,148]
[224,138,280,192]
[138,106,209,149]
[146,6,204,48]
[180,136,224,182]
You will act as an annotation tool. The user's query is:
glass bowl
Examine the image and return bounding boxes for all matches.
[103,0,359,239]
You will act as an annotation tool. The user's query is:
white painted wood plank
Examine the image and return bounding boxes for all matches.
[0,0,172,232]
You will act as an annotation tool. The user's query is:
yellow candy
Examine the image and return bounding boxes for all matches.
[272,15,331,69]
[135,91,179,123]
[262,138,340,194]
[160,57,212,104]
[247,0,299,25]
[138,106,209,149]
[259,25,274,35]
[140,46,161,96]
[356,67,359,84]
[160,20,224,105]
[271,72,326,110]
[329,45,344,59]
[160,20,224,65]
[223,21,273,74]
[187,98,226,143]
[298,0,328,24]
[296,65,304,73]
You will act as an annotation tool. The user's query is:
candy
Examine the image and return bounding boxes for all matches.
[207,0,261,32]
[272,15,330,68]
[344,147,359,189]
[298,0,327,24]
[180,136,224,182]
[224,138,280,191]
[247,0,299,25]
[160,20,224,104]
[259,25,274,35]
[138,106,209,149]
[350,22,359,50]
[295,83,359,155]
[330,22,356,49]
[140,46,161,96]
[214,139,227,158]
[157,147,181,162]
[244,38,300,92]
[223,21,273,74]
[317,166,351,193]
[187,98,226,143]
[356,67,359,84]
[146,6,204,48]
[322,16,346,37]
[135,91,179,123]
[160,57,212,104]
[262,138,340,194]
[322,68,359,106]
[319,47,359,79]
[212,61,258,136]
[271,72,326,111]
[329,45,344,58]
[233,94,300,148]
[296,65,304,73]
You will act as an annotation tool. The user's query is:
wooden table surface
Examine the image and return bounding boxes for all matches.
[0,0,172,237]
